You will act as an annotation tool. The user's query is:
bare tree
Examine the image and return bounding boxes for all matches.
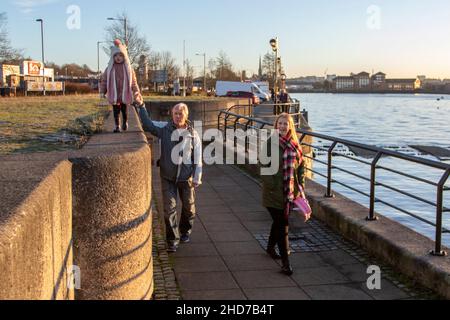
[184,59,194,86]
[104,12,151,67]
[160,51,179,82]
[0,12,22,63]
[148,51,161,71]
[262,51,276,85]
[214,50,239,81]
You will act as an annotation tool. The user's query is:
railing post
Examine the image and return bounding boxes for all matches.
[326,142,338,198]
[224,115,228,143]
[245,120,251,155]
[431,169,450,257]
[233,117,238,149]
[367,152,383,221]
[302,108,309,123]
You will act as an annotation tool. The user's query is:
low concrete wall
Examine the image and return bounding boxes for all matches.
[71,109,153,300]
[0,107,153,300]
[144,98,251,129]
[0,159,73,300]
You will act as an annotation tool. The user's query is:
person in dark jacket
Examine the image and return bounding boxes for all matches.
[261,113,305,276]
[136,102,203,253]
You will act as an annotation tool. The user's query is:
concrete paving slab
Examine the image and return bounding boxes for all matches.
[199,214,240,223]
[234,211,272,222]
[291,266,351,286]
[222,254,280,272]
[209,231,255,243]
[174,256,228,273]
[244,287,311,300]
[176,272,239,291]
[230,204,268,214]
[182,289,247,301]
[361,280,411,300]
[288,253,331,269]
[318,249,361,266]
[232,270,297,289]
[198,206,234,215]
[335,263,370,283]
[215,241,266,256]
[173,243,219,258]
[186,230,212,243]
[202,222,248,233]
[302,283,373,300]
[241,221,272,232]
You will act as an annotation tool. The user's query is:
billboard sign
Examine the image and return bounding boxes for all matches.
[26,61,42,76]
[0,64,20,87]
[26,81,64,92]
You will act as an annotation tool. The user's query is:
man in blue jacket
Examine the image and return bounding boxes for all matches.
[136,102,203,253]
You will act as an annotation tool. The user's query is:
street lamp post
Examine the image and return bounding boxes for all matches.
[270,37,279,102]
[196,53,206,93]
[97,41,110,78]
[36,19,45,96]
[183,40,186,97]
[107,17,128,46]
[97,41,111,94]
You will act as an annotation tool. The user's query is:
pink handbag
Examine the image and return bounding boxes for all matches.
[291,185,312,223]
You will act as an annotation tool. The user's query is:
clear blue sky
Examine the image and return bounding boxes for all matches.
[4,0,450,78]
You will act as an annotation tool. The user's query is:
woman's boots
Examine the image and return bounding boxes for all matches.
[281,259,293,276]
[266,246,282,260]
[267,246,294,276]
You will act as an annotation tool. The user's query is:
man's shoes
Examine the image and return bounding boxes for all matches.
[266,247,281,260]
[113,127,121,133]
[122,122,128,131]
[167,243,178,253]
[180,234,190,243]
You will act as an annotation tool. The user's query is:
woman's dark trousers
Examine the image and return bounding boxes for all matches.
[267,207,290,264]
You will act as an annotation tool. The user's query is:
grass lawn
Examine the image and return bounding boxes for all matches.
[0,94,109,155]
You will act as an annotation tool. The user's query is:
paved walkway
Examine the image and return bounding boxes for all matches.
[149,138,437,300]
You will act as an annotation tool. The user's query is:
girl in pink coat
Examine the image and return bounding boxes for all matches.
[100,39,143,133]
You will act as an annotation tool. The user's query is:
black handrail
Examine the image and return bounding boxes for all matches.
[218,110,450,256]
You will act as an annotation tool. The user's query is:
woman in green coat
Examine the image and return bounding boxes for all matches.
[261,113,306,276]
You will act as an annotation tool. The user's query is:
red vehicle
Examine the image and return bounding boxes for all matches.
[226,91,260,104]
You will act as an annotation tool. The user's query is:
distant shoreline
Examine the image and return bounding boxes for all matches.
[288,90,450,95]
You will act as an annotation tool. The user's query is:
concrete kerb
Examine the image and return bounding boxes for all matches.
[0,106,154,300]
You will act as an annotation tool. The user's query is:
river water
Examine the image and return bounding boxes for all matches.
[291,93,450,247]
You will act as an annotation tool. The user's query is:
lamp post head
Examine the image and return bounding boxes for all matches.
[270,38,278,51]
[36,19,43,23]
[108,17,125,22]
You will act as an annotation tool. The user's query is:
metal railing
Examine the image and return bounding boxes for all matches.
[224,101,308,128]
[217,111,450,256]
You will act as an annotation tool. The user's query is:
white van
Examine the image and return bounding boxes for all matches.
[215,81,269,101]
[252,81,270,96]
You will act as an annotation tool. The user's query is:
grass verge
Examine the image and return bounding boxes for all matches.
[0,94,109,155]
